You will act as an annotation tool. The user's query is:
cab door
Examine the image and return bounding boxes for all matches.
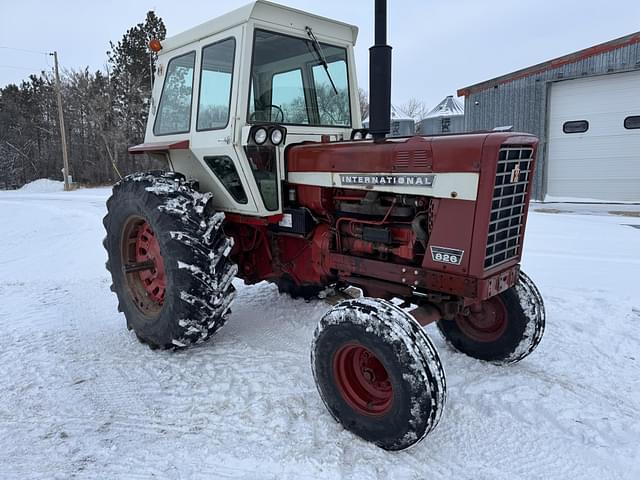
[187,25,259,214]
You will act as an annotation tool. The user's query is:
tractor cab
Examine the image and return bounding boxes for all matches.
[132,0,360,217]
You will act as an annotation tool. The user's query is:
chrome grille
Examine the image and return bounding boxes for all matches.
[484,147,533,269]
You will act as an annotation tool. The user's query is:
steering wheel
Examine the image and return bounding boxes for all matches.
[249,104,285,123]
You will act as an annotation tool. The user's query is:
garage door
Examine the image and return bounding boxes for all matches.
[546,70,640,202]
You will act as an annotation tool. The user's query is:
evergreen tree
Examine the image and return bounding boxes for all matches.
[107,11,166,144]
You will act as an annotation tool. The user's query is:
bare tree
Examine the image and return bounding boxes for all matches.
[400,98,429,121]
[358,88,369,121]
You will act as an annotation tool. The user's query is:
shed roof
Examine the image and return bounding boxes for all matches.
[161,0,359,53]
[424,95,464,118]
[457,30,640,97]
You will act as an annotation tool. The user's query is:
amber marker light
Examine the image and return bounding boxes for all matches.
[149,39,162,53]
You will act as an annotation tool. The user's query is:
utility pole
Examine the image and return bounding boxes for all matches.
[50,51,71,191]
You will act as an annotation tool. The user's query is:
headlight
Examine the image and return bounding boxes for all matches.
[254,128,268,145]
[270,128,283,145]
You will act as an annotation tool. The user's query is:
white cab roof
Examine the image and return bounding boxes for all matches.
[161,0,359,53]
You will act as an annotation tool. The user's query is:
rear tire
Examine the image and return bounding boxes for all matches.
[312,298,446,451]
[103,171,237,349]
[437,271,545,364]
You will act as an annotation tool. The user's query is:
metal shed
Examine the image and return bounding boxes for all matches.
[458,31,640,202]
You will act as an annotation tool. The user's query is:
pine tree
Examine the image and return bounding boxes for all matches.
[107,11,166,145]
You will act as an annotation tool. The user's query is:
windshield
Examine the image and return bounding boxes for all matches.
[248,29,351,127]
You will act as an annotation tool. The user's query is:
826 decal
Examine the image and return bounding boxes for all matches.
[430,246,464,265]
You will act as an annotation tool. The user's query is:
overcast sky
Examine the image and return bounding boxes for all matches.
[1,0,639,111]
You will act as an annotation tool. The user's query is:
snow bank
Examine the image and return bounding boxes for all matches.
[19,178,64,193]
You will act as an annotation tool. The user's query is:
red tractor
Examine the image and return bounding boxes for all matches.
[103,0,545,451]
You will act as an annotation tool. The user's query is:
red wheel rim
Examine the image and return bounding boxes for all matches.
[121,217,166,316]
[135,222,166,304]
[455,296,508,342]
[333,343,393,416]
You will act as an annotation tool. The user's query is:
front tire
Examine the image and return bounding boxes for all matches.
[312,298,446,451]
[437,271,545,364]
[103,172,237,349]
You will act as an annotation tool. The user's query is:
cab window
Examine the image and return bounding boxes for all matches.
[312,60,350,125]
[248,29,351,127]
[154,51,196,135]
[271,69,308,124]
[197,38,235,131]
[245,146,278,211]
[204,156,247,204]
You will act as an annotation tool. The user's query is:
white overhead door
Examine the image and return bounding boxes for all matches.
[546,70,640,202]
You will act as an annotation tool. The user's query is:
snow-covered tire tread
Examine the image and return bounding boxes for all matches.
[312,297,446,451]
[103,171,236,350]
[437,270,545,365]
[508,271,546,364]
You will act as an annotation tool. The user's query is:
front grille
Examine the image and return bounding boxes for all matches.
[484,147,533,269]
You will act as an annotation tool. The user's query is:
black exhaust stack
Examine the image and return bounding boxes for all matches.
[369,0,392,142]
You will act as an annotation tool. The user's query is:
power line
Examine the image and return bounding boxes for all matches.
[0,47,52,75]
[0,64,50,71]
[0,46,50,56]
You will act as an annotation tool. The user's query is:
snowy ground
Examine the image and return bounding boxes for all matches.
[0,184,638,479]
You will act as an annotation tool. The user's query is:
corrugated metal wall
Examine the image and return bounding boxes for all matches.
[462,42,640,199]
